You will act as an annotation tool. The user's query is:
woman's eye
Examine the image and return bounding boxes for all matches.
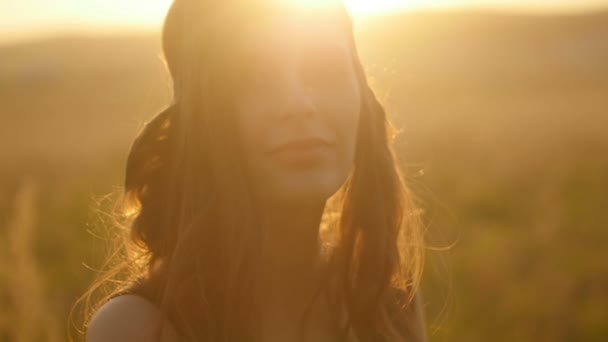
[302,58,350,85]
[237,65,278,93]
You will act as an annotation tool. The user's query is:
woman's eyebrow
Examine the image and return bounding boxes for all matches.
[303,40,351,64]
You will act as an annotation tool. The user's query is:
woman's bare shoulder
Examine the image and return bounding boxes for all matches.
[85,294,180,342]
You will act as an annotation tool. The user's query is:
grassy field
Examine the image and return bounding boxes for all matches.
[1,9,607,341]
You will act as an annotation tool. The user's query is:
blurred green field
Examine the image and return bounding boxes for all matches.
[1,9,607,341]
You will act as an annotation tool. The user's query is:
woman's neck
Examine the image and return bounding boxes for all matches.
[254,201,327,305]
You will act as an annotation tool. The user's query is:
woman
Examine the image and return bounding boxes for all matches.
[82,0,426,341]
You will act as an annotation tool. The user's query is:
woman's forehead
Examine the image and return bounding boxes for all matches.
[238,10,350,56]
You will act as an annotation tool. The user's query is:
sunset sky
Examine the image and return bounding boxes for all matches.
[2,0,608,43]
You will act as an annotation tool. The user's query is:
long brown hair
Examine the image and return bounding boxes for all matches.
[75,0,426,341]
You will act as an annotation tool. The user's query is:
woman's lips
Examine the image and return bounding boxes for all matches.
[268,137,333,154]
[267,138,334,167]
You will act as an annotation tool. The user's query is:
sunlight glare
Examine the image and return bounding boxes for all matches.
[289,0,416,16]
[145,0,416,20]
[345,0,416,15]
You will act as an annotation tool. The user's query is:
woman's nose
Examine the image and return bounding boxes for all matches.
[276,76,317,122]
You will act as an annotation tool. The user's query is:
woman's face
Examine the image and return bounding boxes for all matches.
[233,11,361,206]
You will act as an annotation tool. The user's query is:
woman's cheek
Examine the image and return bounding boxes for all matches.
[236,98,272,146]
[317,87,360,139]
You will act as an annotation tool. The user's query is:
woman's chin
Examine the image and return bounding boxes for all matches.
[266,174,344,207]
